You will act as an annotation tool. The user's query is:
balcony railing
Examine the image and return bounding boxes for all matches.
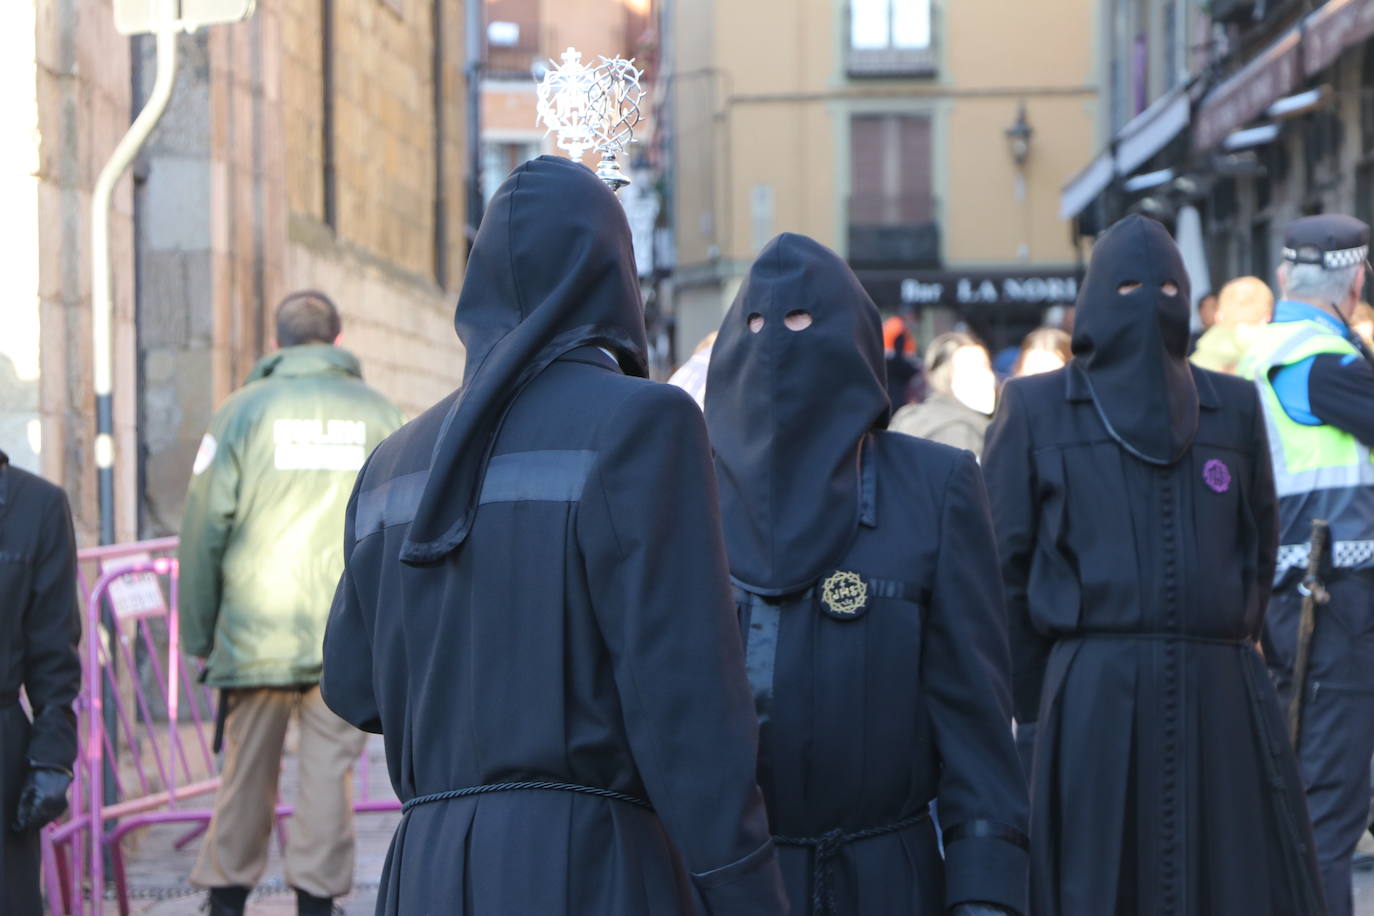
[847,193,941,267]
[846,44,939,78]
[485,45,541,80]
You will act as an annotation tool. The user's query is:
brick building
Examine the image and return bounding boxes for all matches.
[0,0,467,543]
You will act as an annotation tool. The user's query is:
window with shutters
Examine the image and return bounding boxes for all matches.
[848,0,937,77]
[847,114,939,267]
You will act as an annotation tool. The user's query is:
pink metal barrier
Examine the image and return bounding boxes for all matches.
[42,537,399,915]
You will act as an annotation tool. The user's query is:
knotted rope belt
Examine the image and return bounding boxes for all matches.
[402,780,653,815]
[1067,631,1253,647]
[773,808,932,916]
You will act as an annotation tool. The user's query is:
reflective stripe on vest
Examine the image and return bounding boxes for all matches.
[1244,320,1374,576]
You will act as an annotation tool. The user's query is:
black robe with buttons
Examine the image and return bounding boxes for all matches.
[0,452,81,916]
[735,434,1029,916]
[706,234,1028,916]
[983,366,1324,916]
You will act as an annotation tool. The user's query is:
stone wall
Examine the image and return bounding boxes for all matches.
[32,0,137,543]
[134,0,467,536]
[278,0,467,413]
[287,214,464,420]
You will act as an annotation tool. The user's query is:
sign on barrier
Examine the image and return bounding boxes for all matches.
[100,553,167,620]
[45,537,399,915]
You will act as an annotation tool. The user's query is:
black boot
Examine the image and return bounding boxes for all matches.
[206,886,250,916]
[296,887,336,916]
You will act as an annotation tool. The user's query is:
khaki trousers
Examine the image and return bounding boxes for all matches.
[190,686,368,897]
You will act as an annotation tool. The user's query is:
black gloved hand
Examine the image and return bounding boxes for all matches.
[12,764,72,833]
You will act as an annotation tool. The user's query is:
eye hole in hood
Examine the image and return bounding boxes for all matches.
[705,232,889,594]
[1072,214,1199,466]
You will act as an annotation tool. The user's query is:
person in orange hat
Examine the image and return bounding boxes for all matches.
[883,312,919,408]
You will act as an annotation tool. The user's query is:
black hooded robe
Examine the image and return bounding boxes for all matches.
[321,157,786,915]
[982,215,1324,916]
[0,452,81,916]
[706,234,1029,916]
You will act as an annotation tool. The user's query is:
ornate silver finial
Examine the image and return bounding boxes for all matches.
[587,56,646,193]
[535,47,646,194]
[535,48,599,160]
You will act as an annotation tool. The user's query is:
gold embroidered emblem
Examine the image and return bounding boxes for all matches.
[821,570,868,618]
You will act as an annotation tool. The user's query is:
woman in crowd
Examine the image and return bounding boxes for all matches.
[1190,275,1275,375]
[705,233,1029,916]
[890,332,998,458]
[1011,328,1071,378]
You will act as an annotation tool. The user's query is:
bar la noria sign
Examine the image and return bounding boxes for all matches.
[898,273,1080,307]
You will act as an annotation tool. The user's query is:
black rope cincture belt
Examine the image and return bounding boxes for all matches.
[1066,631,1253,648]
[773,808,931,916]
[402,780,653,815]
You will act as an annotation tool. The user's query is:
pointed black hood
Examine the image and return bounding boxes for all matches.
[401,156,648,564]
[1072,214,1198,466]
[705,233,889,595]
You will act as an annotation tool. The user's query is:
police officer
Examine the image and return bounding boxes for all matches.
[179,292,402,916]
[1244,215,1374,916]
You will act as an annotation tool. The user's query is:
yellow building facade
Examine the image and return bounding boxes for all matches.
[665,0,1098,357]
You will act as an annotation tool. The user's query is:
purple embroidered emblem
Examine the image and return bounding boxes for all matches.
[1203,459,1231,494]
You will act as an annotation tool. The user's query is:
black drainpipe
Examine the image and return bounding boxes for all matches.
[322,0,338,230]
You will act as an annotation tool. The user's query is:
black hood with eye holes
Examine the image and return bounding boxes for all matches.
[705,233,890,595]
[400,155,649,565]
[1071,214,1199,466]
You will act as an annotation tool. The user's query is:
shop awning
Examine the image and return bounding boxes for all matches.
[1304,0,1374,77]
[1059,86,1191,221]
[1193,27,1302,153]
[1193,0,1374,154]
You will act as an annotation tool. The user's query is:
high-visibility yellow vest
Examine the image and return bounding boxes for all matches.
[1241,319,1374,580]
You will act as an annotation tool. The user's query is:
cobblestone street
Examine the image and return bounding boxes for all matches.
[121,736,397,916]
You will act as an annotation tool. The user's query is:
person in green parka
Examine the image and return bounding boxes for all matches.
[178,291,402,916]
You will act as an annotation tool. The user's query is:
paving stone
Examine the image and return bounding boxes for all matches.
[120,735,397,916]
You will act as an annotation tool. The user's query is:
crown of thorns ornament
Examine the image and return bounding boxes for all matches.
[536,47,646,193]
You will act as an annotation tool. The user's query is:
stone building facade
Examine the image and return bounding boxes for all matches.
[0,0,467,543]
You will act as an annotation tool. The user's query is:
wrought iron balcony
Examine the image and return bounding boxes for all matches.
[846,44,939,78]
[485,45,542,80]
[847,193,941,267]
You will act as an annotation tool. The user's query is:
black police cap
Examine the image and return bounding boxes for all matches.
[1282,214,1371,270]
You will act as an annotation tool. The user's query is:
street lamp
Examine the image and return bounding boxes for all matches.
[1006,104,1034,168]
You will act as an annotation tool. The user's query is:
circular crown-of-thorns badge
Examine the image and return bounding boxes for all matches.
[820,570,869,620]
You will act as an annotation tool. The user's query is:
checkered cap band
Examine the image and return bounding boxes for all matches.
[1276,539,1374,572]
[1282,245,1369,269]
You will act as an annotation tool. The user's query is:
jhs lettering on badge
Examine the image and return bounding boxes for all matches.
[273,419,367,471]
[820,570,870,620]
